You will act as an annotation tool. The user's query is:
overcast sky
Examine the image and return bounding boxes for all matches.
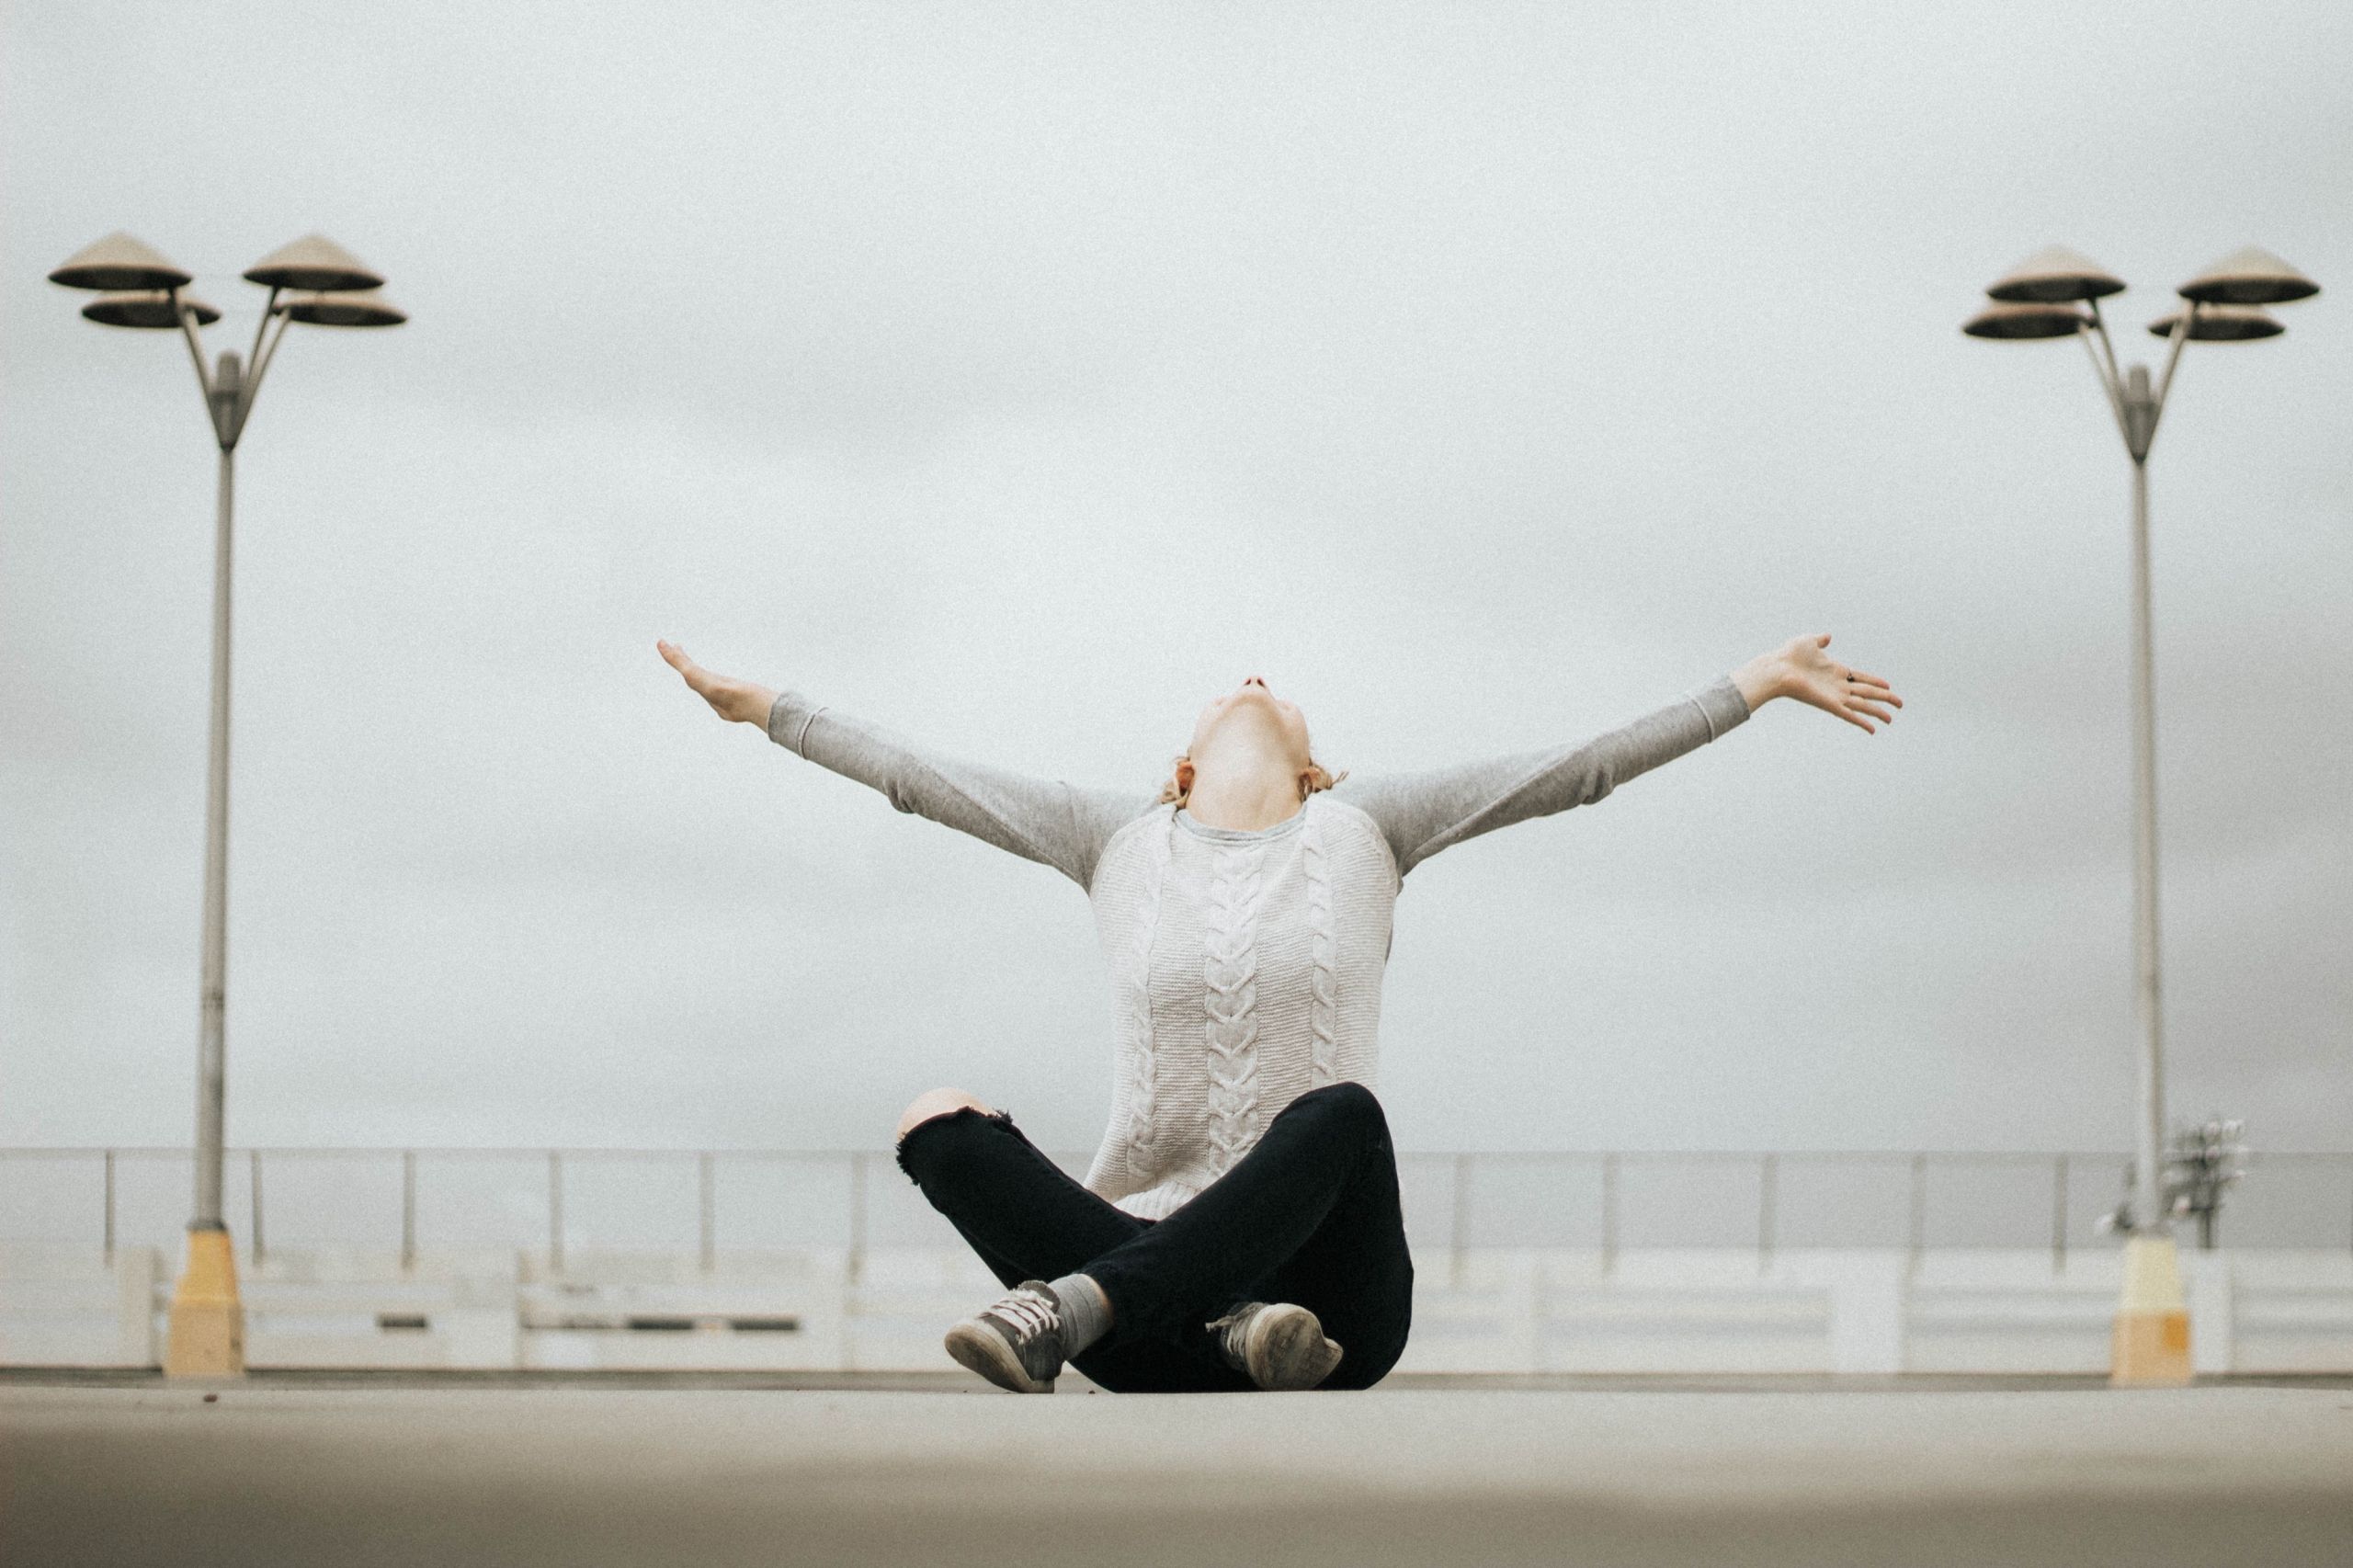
[3,1,2347,1167]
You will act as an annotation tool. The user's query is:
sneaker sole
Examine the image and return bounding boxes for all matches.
[944,1319,1056,1393]
[1247,1303,1344,1392]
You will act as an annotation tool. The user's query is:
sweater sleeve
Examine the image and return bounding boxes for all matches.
[1328,676,1753,880]
[765,689,1159,893]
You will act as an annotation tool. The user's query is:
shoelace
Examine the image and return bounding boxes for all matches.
[987,1289,1060,1342]
[1204,1302,1262,1362]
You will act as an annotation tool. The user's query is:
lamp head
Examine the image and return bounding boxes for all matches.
[1984,244,2125,303]
[2177,245,2319,306]
[1963,301,2090,340]
[50,232,192,292]
[282,288,406,327]
[244,233,384,292]
[81,290,221,329]
[2147,303,2284,341]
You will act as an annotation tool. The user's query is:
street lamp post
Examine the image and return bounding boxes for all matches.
[1964,244,2318,1386]
[48,232,404,1378]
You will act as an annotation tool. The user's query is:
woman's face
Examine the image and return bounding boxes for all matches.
[1189,674,1313,766]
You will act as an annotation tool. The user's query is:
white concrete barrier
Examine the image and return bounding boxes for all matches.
[5,1242,2347,1374]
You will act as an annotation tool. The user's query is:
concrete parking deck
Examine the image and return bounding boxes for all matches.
[4,1372,2349,1566]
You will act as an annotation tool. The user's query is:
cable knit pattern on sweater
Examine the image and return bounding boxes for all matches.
[1200,840,1269,1175]
[1302,810,1340,1088]
[1120,815,1174,1184]
[765,675,1754,1220]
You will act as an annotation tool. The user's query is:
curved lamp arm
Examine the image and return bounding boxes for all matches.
[229,292,295,445]
[2081,296,2128,441]
[2152,300,2196,414]
[173,288,214,403]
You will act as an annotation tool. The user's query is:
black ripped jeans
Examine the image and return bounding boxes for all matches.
[894,1080,1415,1392]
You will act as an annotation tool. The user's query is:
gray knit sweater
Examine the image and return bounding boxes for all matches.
[767,676,1752,1218]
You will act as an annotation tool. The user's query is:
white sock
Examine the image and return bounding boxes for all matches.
[1045,1274,1111,1356]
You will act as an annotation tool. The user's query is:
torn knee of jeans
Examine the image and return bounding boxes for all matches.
[892,1104,1015,1183]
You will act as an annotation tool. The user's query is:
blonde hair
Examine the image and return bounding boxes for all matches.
[1156,755,1347,808]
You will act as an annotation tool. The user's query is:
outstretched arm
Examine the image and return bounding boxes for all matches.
[1330,634,1899,879]
[658,640,1157,892]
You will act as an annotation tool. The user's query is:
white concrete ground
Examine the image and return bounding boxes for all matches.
[4,1374,2349,1567]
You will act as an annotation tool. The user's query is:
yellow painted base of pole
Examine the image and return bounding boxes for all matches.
[164,1224,245,1379]
[2109,1233,2192,1386]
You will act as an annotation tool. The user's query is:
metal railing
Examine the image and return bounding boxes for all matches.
[6,1146,2351,1281]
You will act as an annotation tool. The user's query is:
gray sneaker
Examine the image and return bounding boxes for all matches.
[1207,1301,1344,1391]
[944,1280,1065,1393]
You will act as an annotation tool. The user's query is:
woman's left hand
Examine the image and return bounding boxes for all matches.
[1736,633,1902,733]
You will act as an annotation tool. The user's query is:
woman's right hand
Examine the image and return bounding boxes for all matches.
[658,640,779,727]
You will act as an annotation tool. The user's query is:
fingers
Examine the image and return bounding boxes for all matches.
[657,639,723,702]
[1846,669,1899,699]
[1828,657,1902,712]
[1844,678,1901,710]
[1790,633,1899,731]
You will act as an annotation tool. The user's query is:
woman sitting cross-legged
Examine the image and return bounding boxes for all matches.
[660,634,1898,1392]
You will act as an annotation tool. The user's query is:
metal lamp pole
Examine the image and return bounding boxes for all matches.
[48,232,405,1377]
[1964,244,2318,1384]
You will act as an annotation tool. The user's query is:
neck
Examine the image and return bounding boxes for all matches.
[1184,756,1303,831]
